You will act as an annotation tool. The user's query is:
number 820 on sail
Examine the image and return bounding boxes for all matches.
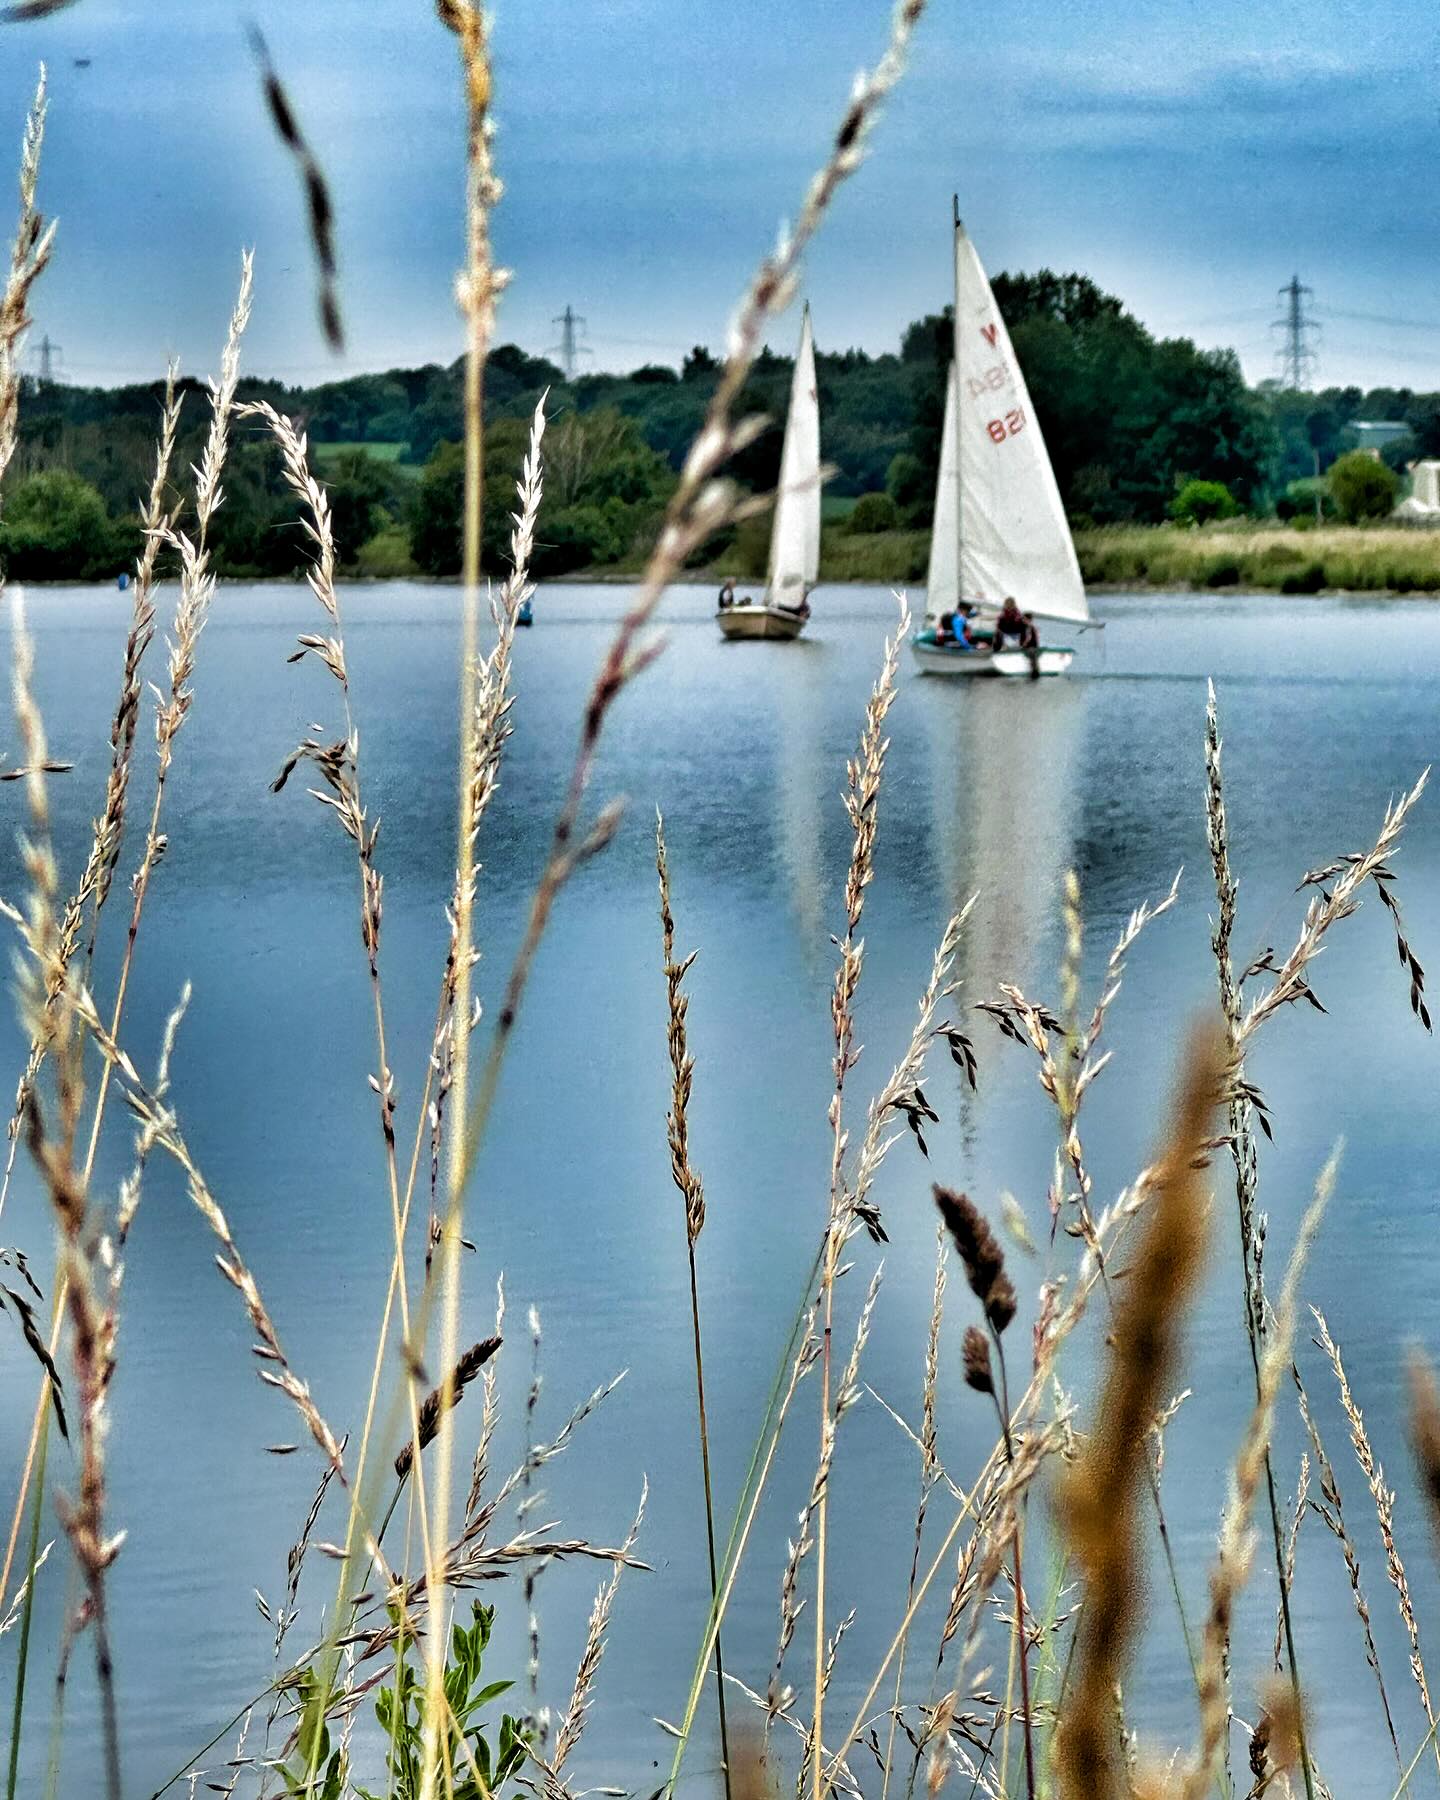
[985,407,1027,444]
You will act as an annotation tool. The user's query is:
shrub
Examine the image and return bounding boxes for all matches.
[355,524,416,577]
[1169,479,1239,526]
[848,491,899,534]
[1327,450,1399,524]
[1203,556,1241,587]
[885,451,930,522]
[0,469,118,579]
[731,514,771,579]
[1280,560,1325,594]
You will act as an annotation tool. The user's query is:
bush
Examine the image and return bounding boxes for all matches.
[731,514,771,579]
[355,525,415,577]
[1327,451,1399,524]
[1169,479,1238,526]
[1279,560,1325,594]
[1254,543,1304,571]
[1203,556,1241,588]
[848,491,899,534]
[885,451,930,523]
[1285,477,1335,522]
[0,470,120,579]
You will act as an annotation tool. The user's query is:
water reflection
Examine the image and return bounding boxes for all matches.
[771,639,828,952]
[920,676,1082,1005]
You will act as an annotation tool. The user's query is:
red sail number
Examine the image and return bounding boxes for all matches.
[986,407,1026,445]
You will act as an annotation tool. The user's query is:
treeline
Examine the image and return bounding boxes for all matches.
[3,277,1434,581]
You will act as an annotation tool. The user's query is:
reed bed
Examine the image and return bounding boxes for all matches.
[2,10,1440,1800]
[1076,523,1440,594]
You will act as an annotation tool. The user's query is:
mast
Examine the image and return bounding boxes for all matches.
[951,196,963,603]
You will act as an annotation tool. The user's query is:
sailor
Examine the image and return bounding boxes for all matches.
[992,596,1038,652]
[717,578,737,610]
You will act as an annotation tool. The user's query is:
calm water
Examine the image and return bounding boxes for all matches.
[4,581,1440,1797]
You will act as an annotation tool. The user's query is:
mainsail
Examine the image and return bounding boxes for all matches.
[936,220,1088,628]
[768,305,821,600]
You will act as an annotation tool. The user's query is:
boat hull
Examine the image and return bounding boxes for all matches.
[910,640,1074,678]
[717,603,808,641]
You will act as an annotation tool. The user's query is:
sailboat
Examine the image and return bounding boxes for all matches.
[912,209,1092,677]
[718,304,821,641]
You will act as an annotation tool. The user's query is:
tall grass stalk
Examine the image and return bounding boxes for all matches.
[1183,1159,1334,1800]
[814,598,906,1800]
[423,7,505,1786]
[656,812,733,1799]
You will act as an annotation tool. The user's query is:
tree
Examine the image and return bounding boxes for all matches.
[412,419,567,577]
[1169,479,1238,525]
[0,470,119,579]
[849,492,899,533]
[1327,450,1399,523]
[682,345,718,382]
[326,450,402,563]
[886,451,929,522]
[411,442,466,575]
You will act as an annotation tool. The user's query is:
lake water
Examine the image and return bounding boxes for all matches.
[4,581,1440,1798]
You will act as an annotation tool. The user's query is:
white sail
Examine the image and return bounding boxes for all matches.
[924,362,960,626]
[952,223,1088,626]
[768,306,821,599]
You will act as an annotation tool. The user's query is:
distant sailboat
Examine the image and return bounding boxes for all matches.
[913,209,1091,677]
[718,305,820,642]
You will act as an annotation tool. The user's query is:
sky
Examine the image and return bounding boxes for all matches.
[0,0,1437,394]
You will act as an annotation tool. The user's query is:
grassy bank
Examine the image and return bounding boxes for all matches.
[594,523,1440,593]
[1076,522,1440,593]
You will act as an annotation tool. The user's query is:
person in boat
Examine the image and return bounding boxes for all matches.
[992,596,1039,652]
[934,608,976,649]
[930,603,979,649]
[718,578,737,610]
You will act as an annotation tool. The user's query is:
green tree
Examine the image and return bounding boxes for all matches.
[1169,479,1239,525]
[849,491,899,533]
[1327,450,1399,523]
[886,451,929,522]
[411,441,465,575]
[411,420,540,577]
[0,470,118,579]
[326,449,402,563]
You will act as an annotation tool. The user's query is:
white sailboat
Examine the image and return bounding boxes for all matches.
[912,210,1092,677]
[718,305,820,641]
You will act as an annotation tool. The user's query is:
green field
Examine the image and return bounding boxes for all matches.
[312,439,414,468]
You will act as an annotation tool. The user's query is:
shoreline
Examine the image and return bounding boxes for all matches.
[14,572,1440,599]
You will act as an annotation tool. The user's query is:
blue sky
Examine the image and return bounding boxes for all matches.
[1,0,1437,391]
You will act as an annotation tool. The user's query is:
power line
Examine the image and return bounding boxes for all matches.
[1315,305,1440,336]
[1273,275,1320,389]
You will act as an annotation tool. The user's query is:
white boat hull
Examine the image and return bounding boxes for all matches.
[910,640,1074,678]
[717,602,809,641]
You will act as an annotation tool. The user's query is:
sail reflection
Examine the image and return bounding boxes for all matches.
[771,640,828,955]
[921,678,1084,1006]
